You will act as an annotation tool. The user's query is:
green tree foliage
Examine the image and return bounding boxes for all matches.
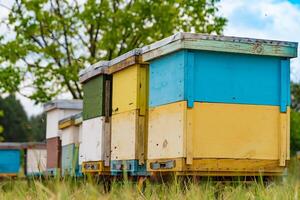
[0,0,226,103]
[0,95,30,142]
[291,82,300,112]
[0,110,4,141]
[290,110,300,155]
[27,113,46,142]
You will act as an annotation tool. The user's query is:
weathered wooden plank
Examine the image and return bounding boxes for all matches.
[112,65,139,114]
[186,108,193,165]
[148,101,186,160]
[79,61,109,83]
[103,118,111,167]
[111,110,138,160]
[81,117,108,162]
[193,103,281,160]
[108,55,145,74]
[142,32,298,61]
[147,158,286,175]
[279,113,287,166]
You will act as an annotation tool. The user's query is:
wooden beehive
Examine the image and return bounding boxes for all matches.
[0,143,22,177]
[44,100,83,139]
[79,61,112,120]
[25,143,47,176]
[109,49,149,176]
[59,113,82,176]
[44,99,82,175]
[80,117,111,174]
[142,32,298,176]
[79,61,111,175]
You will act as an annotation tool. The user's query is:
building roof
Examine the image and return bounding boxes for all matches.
[44,99,83,112]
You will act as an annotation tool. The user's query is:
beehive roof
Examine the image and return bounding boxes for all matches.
[44,99,83,112]
[58,112,82,129]
[142,32,298,61]
[79,61,110,83]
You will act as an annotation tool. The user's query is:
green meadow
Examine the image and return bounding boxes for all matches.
[0,158,299,200]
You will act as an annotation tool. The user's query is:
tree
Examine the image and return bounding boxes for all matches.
[0,95,30,142]
[291,82,300,112]
[290,110,300,155]
[28,113,46,142]
[0,0,226,103]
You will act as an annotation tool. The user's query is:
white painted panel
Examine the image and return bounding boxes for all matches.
[78,124,84,165]
[81,117,108,162]
[61,126,79,146]
[46,109,81,139]
[111,110,137,160]
[26,149,47,174]
[148,102,186,159]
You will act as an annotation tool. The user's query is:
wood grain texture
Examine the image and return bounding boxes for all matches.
[142,32,297,61]
[148,101,289,164]
[111,110,147,161]
[148,101,186,160]
[81,117,109,162]
[192,103,281,160]
[112,64,148,115]
[147,158,286,175]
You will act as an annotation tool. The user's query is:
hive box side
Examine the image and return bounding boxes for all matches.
[26,149,47,175]
[112,65,139,114]
[0,149,20,174]
[81,117,107,162]
[148,101,186,159]
[149,51,185,107]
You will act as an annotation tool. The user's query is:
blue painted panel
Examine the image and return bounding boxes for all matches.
[0,150,20,174]
[149,51,185,107]
[111,160,149,176]
[149,49,291,107]
[193,50,283,106]
[61,144,80,177]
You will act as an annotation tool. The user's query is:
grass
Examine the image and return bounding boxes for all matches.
[0,159,300,200]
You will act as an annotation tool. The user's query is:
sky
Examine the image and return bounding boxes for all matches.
[0,0,300,116]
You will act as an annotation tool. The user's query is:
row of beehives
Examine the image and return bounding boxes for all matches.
[44,32,298,177]
[0,143,47,177]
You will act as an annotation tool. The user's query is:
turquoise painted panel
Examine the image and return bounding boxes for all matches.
[0,150,20,174]
[149,49,291,109]
[61,144,80,176]
[149,50,185,107]
[111,160,149,176]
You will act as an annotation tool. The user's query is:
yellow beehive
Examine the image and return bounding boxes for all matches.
[109,49,149,175]
[147,101,290,176]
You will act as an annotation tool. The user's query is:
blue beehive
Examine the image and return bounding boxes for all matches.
[0,143,21,176]
[142,33,298,175]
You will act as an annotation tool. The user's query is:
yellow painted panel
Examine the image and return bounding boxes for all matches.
[112,65,138,114]
[111,110,137,160]
[111,110,146,161]
[193,103,281,160]
[148,101,186,159]
[147,158,285,175]
[112,64,148,115]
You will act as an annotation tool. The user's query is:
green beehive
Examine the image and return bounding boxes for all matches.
[79,61,112,120]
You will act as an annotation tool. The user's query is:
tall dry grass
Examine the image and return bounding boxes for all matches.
[0,159,299,200]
